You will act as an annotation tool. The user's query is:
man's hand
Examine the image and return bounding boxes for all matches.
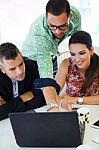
[0,96,6,106]
[20,91,34,102]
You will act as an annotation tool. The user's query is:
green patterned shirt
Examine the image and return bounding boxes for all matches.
[22,6,81,78]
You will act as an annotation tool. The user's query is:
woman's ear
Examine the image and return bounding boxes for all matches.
[90,46,94,56]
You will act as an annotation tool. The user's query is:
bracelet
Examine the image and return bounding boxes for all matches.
[77,97,83,105]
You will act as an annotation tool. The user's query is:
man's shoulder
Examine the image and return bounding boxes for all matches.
[23,57,38,70]
[70,6,81,18]
[0,70,10,83]
[0,70,5,77]
[23,57,39,77]
[70,6,81,26]
[23,57,37,66]
[29,14,51,37]
[30,14,46,30]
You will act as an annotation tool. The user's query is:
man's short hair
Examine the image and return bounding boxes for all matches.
[46,0,70,16]
[0,42,21,63]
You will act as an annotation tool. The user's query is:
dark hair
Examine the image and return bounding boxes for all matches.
[46,0,70,16]
[69,30,92,48]
[0,42,21,63]
[69,31,99,94]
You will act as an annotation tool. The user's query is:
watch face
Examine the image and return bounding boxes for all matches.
[79,101,82,105]
[78,97,83,104]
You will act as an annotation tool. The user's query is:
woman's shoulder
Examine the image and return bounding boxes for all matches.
[60,58,70,66]
[60,58,72,68]
[58,58,70,74]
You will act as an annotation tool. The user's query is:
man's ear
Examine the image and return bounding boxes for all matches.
[0,65,5,74]
[0,68,5,74]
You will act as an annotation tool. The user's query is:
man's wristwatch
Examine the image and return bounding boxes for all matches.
[77,97,83,105]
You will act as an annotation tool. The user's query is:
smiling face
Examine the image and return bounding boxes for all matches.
[0,53,25,81]
[69,43,94,71]
[47,12,70,39]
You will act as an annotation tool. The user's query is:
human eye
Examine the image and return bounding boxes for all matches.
[79,51,86,55]
[48,24,56,30]
[10,68,15,71]
[59,24,68,30]
[19,62,23,67]
[70,52,75,56]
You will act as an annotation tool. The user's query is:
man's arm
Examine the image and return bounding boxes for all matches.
[34,78,60,105]
[19,91,34,102]
[0,96,6,106]
[22,24,56,78]
[42,86,57,105]
[22,35,54,78]
[0,91,34,121]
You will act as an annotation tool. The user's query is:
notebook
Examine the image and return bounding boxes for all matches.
[9,111,84,148]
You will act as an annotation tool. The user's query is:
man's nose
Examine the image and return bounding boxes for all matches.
[16,67,22,74]
[55,28,61,34]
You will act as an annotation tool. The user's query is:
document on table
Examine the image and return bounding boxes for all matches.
[34,104,51,112]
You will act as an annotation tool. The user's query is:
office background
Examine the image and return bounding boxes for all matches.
[0,0,99,51]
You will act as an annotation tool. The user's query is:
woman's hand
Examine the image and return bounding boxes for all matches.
[63,95,78,102]
[56,95,77,111]
[60,98,77,111]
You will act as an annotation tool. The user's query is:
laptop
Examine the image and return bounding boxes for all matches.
[9,111,84,148]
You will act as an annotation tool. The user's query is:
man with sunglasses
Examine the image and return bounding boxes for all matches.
[22,0,81,105]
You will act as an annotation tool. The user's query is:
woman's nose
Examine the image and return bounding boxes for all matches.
[75,55,81,63]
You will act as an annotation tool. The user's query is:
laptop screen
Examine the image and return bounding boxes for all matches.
[9,111,82,147]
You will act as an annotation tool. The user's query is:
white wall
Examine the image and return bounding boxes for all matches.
[0,0,48,48]
[0,0,99,50]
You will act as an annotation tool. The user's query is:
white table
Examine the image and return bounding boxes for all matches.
[0,105,99,150]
